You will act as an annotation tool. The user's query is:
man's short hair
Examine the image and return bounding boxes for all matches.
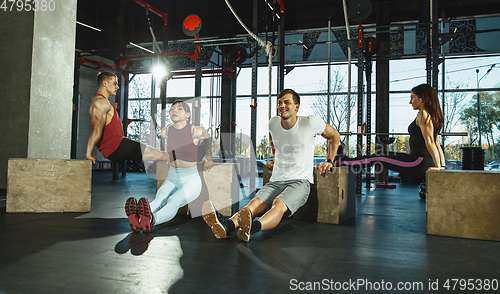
[278,89,300,105]
[96,71,117,86]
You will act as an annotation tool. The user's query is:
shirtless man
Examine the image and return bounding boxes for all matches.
[85,71,169,164]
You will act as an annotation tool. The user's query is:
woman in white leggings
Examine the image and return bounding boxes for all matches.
[125,100,213,233]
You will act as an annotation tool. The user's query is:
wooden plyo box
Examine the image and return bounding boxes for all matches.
[7,158,92,213]
[263,166,356,224]
[156,162,240,217]
[199,162,240,217]
[426,170,500,241]
[155,161,170,191]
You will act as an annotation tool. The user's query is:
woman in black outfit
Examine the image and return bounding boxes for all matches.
[342,84,445,182]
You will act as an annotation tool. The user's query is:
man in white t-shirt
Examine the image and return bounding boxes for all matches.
[203,89,340,242]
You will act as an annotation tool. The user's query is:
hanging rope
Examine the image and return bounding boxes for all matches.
[225,0,275,161]
[342,0,352,155]
[217,62,222,140]
[145,10,162,54]
[224,0,273,121]
[215,54,221,140]
[209,62,215,140]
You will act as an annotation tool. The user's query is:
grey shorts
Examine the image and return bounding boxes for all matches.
[255,179,310,216]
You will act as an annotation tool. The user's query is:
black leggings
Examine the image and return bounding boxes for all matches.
[106,138,144,162]
[342,152,433,182]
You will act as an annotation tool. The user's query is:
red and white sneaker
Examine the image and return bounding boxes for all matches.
[125,197,141,232]
[138,197,155,233]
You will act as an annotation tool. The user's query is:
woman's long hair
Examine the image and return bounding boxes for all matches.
[411,84,444,136]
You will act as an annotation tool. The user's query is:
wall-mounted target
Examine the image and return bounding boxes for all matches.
[349,0,372,23]
[183,14,202,37]
[230,47,248,64]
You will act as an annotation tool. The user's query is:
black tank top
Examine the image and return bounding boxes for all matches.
[166,123,198,163]
[408,119,435,158]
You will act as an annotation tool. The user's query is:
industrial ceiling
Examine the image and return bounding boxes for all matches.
[76,0,500,59]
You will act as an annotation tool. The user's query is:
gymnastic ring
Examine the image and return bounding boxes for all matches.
[265,41,278,59]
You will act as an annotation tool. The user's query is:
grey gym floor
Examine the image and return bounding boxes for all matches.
[1,171,499,294]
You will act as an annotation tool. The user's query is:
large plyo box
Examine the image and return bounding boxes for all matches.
[7,159,92,213]
[156,162,240,217]
[426,170,500,241]
[263,166,356,224]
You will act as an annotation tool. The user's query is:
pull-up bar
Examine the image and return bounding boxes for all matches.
[77,57,116,71]
[338,132,467,136]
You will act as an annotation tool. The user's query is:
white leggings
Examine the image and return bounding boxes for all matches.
[150,166,202,225]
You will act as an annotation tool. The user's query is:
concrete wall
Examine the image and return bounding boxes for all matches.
[0,2,77,189]
[28,6,77,159]
[0,11,35,190]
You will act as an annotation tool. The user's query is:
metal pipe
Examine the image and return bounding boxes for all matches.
[194,37,247,43]
[338,132,467,136]
[327,19,331,125]
[441,12,446,150]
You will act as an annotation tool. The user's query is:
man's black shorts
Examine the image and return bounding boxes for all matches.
[106,138,144,162]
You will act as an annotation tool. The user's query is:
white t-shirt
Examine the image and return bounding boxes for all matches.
[269,115,326,184]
